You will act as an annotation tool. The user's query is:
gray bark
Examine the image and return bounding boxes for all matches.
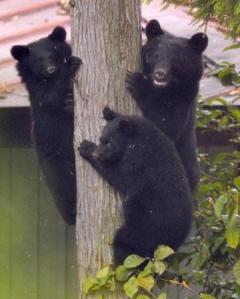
[71,1,141,298]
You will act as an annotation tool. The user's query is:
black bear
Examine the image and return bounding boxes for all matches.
[11,27,82,225]
[126,20,208,193]
[79,107,192,265]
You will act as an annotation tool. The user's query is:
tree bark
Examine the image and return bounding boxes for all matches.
[71,1,141,298]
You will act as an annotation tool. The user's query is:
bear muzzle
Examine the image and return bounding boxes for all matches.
[47,66,58,74]
[151,68,168,87]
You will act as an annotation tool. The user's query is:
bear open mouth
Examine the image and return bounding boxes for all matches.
[151,70,168,88]
[152,78,168,87]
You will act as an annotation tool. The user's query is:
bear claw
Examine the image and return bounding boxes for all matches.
[78,140,97,159]
[65,56,82,76]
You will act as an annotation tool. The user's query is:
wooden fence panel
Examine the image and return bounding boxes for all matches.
[0,147,78,299]
[0,149,11,299]
[10,148,39,299]
[38,176,67,299]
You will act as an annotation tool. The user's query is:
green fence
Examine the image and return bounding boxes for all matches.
[0,108,78,299]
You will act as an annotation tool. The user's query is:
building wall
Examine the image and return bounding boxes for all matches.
[0,108,78,299]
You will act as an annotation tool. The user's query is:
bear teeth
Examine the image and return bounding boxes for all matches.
[153,79,167,87]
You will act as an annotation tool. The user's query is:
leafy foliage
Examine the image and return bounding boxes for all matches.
[196,97,240,144]
[82,245,210,298]
[209,61,240,86]
[161,0,240,39]
[82,246,175,298]
[185,99,240,298]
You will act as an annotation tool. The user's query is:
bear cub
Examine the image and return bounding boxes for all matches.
[11,27,81,225]
[127,20,208,193]
[79,107,192,265]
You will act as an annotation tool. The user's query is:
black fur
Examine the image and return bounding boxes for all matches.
[79,107,192,265]
[11,27,82,225]
[126,20,208,193]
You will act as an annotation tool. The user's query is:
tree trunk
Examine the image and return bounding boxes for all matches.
[71,1,141,298]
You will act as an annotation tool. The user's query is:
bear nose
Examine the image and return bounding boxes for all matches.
[47,66,57,74]
[154,69,167,80]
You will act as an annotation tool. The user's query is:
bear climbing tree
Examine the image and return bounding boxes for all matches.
[71,1,141,298]
[126,19,208,193]
[79,107,192,266]
[10,27,81,225]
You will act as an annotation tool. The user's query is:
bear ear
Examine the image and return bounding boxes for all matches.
[48,27,66,42]
[118,120,136,137]
[189,33,208,53]
[146,19,163,40]
[11,45,30,61]
[103,106,118,121]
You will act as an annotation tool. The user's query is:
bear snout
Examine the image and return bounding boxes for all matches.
[151,68,168,87]
[47,66,57,74]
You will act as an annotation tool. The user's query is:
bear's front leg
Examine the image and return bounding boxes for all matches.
[79,140,110,177]
[79,140,121,192]
[42,56,82,109]
[64,56,82,78]
[79,140,97,162]
[125,71,150,102]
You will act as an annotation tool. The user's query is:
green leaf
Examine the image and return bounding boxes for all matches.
[137,274,154,291]
[191,246,210,269]
[96,266,111,279]
[231,109,240,121]
[123,276,139,298]
[198,183,213,195]
[236,282,240,296]
[154,245,174,261]
[220,115,229,126]
[225,225,239,249]
[123,254,146,268]
[157,293,167,299]
[115,265,134,282]
[83,277,100,294]
[234,177,240,189]
[140,261,154,277]
[224,43,240,51]
[95,266,114,285]
[234,260,240,285]
[106,277,116,291]
[200,293,216,299]
[154,261,166,275]
[207,97,228,106]
[136,295,151,299]
[214,195,228,217]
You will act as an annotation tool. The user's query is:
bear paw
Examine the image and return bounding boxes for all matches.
[65,56,82,76]
[78,140,97,160]
[125,72,147,97]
